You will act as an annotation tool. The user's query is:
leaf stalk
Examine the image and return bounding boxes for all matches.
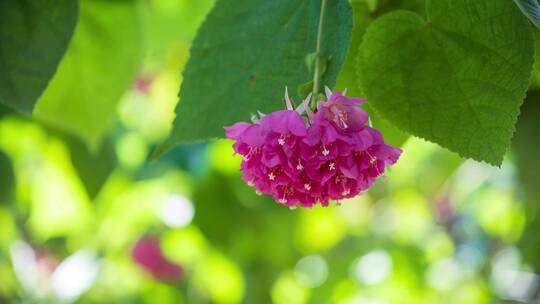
[311,0,327,108]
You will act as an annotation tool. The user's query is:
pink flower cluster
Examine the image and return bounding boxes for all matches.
[225,88,401,208]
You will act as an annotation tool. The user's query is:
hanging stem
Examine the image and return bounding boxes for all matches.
[311,0,327,108]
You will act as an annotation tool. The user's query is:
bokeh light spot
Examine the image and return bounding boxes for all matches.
[426,258,463,290]
[159,194,194,228]
[354,249,393,285]
[271,272,310,304]
[294,255,328,288]
[51,251,100,302]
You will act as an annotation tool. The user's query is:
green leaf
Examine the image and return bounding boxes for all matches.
[141,0,214,63]
[514,91,540,209]
[0,103,11,119]
[358,0,534,165]
[336,1,371,98]
[156,0,352,156]
[34,0,143,150]
[52,131,117,199]
[0,102,115,198]
[371,0,425,16]
[335,1,409,147]
[297,80,314,100]
[0,0,78,114]
[0,150,15,205]
[514,91,540,268]
[363,0,378,12]
[531,31,540,89]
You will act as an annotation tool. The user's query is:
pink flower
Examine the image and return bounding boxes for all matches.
[224,87,401,208]
[132,235,183,283]
[317,88,368,132]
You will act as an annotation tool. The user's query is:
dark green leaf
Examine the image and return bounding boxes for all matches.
[34,0,143,150]
[358,0,534,165]
[514,91,540,269]
[0,103,12,119]
[155,0,352,156]
[0,0,78,114]
[0,150,15,204]
[514,92,540,208]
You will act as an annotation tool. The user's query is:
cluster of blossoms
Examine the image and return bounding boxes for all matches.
[225,87,401,208]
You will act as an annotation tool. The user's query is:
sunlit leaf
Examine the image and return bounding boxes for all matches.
[34,0,143,150]
[531,31,540,88]
[271,272,310,304]
[193,252,245,303]
[358,0,534,165]
[0,103,115,199]
[141,0,214,63]
[0,0,78,114]
[0,117,93,240]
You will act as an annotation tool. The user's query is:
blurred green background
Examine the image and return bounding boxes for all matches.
[1,0,540,303]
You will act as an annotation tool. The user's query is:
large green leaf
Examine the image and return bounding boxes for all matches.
[0,0,78,114]
[358,0,534,165]
[335,1,409,147]
[34,0,143,150]
[336,1,371,99]
[156,0,352,156]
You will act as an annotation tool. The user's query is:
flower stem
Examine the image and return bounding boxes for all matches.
[311,0,327,108]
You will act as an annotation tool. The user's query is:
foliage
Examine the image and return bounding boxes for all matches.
[0,0,538,165]
[514,91,540,269]
[0,0,78,114]
[358,0,534,165]
[0,150,15,204]
[34,0,143,149]
[335,0,410,147]
[156,0,353,156]
[0,0,540,302]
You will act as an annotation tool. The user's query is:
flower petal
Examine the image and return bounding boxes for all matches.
[224,122,252,140]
